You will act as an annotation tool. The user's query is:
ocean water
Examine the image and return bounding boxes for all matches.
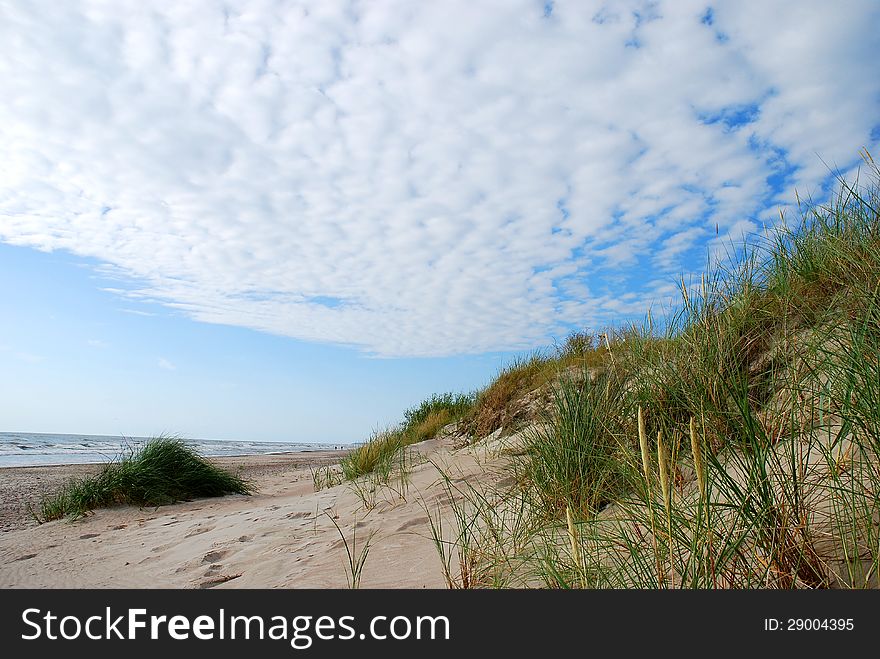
[0,432,348,468]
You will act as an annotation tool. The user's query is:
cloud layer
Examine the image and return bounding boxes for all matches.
[1,0,878,356]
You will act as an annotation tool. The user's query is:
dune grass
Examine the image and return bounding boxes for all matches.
[422,153,880,588]
[326,512,376,589]
[466,352,556,438]
[404,392,475,442]
[345,331,613,480]
[542,159,880,588]
[463,331,615,440]
[524,370,633,518]
[342,392,476,480]
[38,436,252,521]
[340,428,404,481]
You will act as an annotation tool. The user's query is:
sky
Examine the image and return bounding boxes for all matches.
[1,0,878,443]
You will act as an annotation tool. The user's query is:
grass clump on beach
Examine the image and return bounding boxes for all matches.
[340,428,404,481]
[38,436,251,521]
[524,371,633,518]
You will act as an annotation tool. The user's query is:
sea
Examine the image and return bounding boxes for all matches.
[0,432,349,468]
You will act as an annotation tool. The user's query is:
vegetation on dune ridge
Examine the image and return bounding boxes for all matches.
[465,333,611,439]
[357,152,880,588]
[38,436,252,521]
[340,392,475,480]
[341,340,611,483]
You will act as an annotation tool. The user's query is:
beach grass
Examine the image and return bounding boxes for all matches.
[38,436,252,521]
[342,392,476,480]
[524,370,632,518]
[325,512,376,589]
[421,152,880,588]
[340,428,404,481]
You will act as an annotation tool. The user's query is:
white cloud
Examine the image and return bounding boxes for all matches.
[158,358,176,371]
[0,0,877,356]
[119,308,156,317]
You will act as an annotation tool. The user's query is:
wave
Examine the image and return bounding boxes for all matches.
[0,432,349,468]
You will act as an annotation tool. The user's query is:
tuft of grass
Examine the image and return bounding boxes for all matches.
[524,371,632,518]
[39,436,251,521]
[403,392,475,433]
[464,333,614,441]
[409,410,454,443]
[340,428,403,481]
[326,513,376,589]
[311,464,344,492]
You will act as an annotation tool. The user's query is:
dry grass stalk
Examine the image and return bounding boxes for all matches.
[638,406,651,484]
[637,406,666,587]
[657,429,675,588]
[566,505,584,587]
[657,430,671,517]
[603,332,615,365]
[690,417,705,498]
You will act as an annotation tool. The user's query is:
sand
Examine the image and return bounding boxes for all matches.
[0,452,347,533]
[0,433,513,588]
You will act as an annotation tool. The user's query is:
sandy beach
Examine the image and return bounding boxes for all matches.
[0,451,348,533]
[0,432,513,588]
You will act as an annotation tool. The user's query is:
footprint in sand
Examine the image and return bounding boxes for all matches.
[185,525,214,537]
[396,517,429,532]
[202,550,229,564]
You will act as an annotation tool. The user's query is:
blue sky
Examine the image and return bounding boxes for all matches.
[1,1,878,442]
[0,242,507,441]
